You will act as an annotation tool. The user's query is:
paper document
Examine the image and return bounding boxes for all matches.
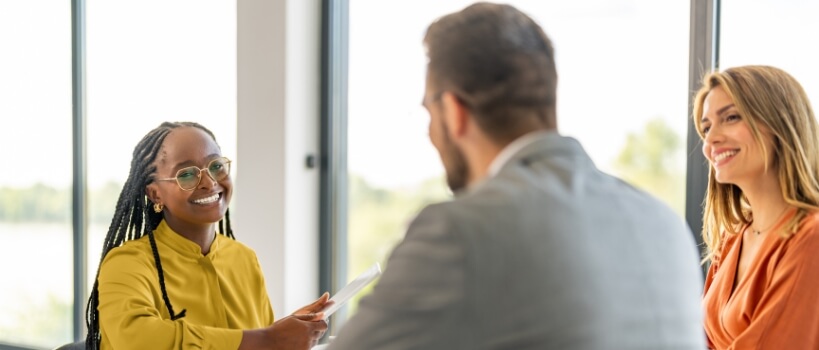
[322,262,382,319]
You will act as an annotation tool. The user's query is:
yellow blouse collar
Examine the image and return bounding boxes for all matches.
[154,220,221,258]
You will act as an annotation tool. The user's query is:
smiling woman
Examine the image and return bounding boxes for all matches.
[695,66,819,349]
[86,122,331,350]
[145,127,235,247]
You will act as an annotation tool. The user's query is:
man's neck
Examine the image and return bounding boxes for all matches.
[466,146,501,187]
[465,130,555,187]
[486,130,554,178]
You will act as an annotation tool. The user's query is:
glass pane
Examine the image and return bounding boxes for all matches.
[720,0,819,104]
[346,0,689,318]
[86,0,237,290]
[0,1,73,347]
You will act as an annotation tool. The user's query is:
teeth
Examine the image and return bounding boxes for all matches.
[714,151,738,162]
[193,193,220,204]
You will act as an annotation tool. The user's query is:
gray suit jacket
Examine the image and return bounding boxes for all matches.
[329,133,705,350]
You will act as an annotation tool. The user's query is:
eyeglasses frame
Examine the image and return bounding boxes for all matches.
[155,156,233,191]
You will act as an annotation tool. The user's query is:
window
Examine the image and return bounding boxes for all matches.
[338,0,690,323]
[0,1,236,348]
[0,1,73,348]
[720,0,819,103]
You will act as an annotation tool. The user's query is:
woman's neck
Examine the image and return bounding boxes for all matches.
[163,218,216,255]
[740,171,790,233]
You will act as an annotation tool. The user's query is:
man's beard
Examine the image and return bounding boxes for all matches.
[439,122,470,193]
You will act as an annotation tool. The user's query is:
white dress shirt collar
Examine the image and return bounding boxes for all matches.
[487,130,555,178]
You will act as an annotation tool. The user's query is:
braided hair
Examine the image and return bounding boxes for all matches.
[86,121,235,350]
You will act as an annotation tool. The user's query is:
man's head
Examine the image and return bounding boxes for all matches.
[422,2,557,191]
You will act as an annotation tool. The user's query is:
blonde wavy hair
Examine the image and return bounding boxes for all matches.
[693,65,819,263]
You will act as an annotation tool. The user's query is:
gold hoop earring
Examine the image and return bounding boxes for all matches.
[153,203,164,213]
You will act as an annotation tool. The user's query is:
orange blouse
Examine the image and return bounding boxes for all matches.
[703,211,819,349]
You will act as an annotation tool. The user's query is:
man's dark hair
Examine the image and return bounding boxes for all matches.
[85,121,235,350]
[424,2,557,144]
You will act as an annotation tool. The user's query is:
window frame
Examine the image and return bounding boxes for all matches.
[319,0,350,331]
[71,0,89,343]
[0,0,86,349]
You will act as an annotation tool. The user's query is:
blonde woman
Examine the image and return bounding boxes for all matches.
[697,65,819,349]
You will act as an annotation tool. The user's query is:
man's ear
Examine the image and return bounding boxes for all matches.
[146,184,161,204]
[440,91,469,139]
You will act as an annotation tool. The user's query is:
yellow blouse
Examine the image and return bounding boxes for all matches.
[98,220,275,350]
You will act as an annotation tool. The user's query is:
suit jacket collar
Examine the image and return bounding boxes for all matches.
[493,131,593,176]
[488,131,554,177]
[459,131,594,196]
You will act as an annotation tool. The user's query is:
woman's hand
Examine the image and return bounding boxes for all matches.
[292,292,333,318]
[239,293,333,350]
[240,314,328,350]
[269,313,329,349]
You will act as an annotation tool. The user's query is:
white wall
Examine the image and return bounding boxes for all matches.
[235,0,322,316]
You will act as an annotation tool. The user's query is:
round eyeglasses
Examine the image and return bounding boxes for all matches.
[155,157,232,191]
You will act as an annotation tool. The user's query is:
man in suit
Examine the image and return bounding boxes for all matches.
[328,3,705,349]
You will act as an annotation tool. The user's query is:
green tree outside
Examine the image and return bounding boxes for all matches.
[612,117,686,217]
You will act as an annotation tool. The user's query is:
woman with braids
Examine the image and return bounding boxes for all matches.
[87,121,329,350]
[697,66,819,349]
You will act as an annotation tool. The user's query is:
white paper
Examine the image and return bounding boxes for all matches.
[322,262,382,319]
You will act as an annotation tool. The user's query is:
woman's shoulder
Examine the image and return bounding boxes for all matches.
[770,210,819,259]
[767,211,819,267]
[215,234,259,258]
[793,210,819,239]
[103,235,153,257]
[799,210,819,227]
[99,235,155,274]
